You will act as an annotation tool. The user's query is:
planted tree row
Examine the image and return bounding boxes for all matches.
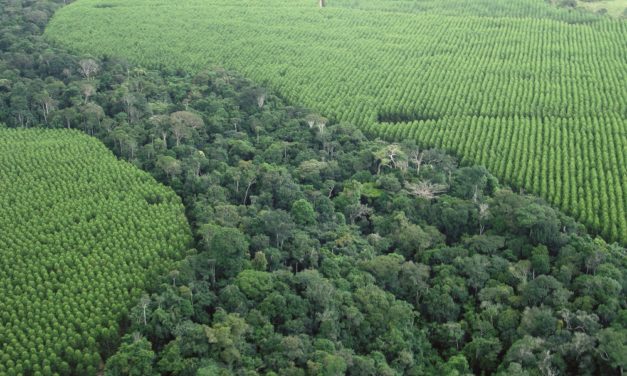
[0,129,191,376]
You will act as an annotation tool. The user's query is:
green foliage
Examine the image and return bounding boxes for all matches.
[95,93,622,375]
[0,129,190,375]
[596,327,627,372]
[46,0,627,244]
[105,334,156,376]
[234,270,275,300]
[203,224,250,279]
[290,199,316,226]
[0,2,624,374]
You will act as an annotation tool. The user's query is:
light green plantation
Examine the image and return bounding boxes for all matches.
[46,0,627,243]
[0,129,191,375]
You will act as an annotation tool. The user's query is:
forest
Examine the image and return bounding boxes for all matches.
[45,0,627,244]
[0,129,191,375]
[0,0,626,375]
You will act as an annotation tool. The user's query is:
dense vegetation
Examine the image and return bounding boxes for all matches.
[45,0,627,244]
[0,0,625,375]
[94,79,624,375]
[0,129,191,376]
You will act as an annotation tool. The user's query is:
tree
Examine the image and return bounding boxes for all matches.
[254,88,267,109]
[312,351,347,375]
[391,212,440,259]
[518,306,557,338]
[171,111,204,130]
[235,270,274,300]
[478,203,489,235]
[112,126,139,159]
[204,310,250,367]
[238,160,258,205]
[156,342,185,375]
[408,147,425,174]
[291,199,316,226]
[149,115,170,146]
[81,82,96,104]
[515,203,561,245]
[458,254,490,293]
[463,336,502,373]
[450,166,498,201]
[8,82,33,127]
[596,327,626,374]
[360,253,404,293]
[297,159,328,184]
[34,90,57,125]
[185,150,208,178]
[202,225,249,279]
[78,59,99,80]
[530,245,550,277]
[404,180,448,200]
[442,322,465,351]
[156,156,181,181]
[105,333,155,376]
[463,235,505,256]
[346,202,373,225]
[374,144,406,174]
[81,103,105,135]
[504,336,545,370]
[260,210,295,249]
[170,111,203,147]
[139,294,151,326]
[398,261,430,305]
[305,114,327,134]
[521,275,570,307]
[424,286,460,323]
[175,321,211,357]
[439,354,471,375]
